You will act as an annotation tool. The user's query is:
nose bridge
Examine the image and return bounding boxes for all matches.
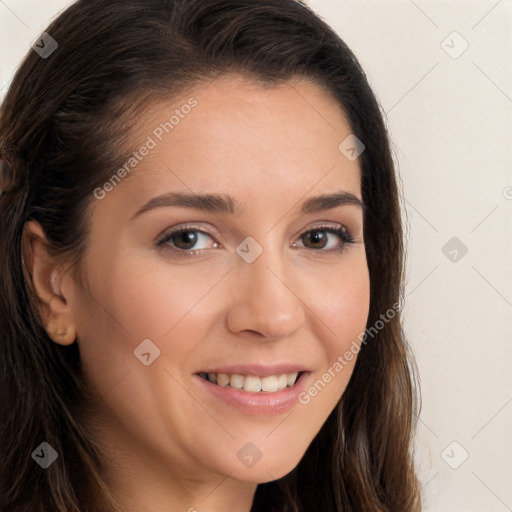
[227,238,306,339]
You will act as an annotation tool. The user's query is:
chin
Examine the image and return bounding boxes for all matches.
[225,447,307,484]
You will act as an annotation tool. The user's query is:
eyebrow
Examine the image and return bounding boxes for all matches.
[130,190,363,220]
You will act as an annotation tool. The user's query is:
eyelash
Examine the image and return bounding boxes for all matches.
[155,223,355,258]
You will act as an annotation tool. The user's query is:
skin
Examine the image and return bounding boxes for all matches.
[25,74,370,512]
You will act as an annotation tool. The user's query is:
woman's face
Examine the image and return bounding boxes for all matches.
[66,75,370,489]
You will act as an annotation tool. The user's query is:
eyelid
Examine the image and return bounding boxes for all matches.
[296,220,348,236]
[155,223,219,246]
[154,225,358,258]
[156,220,350,242]
[292,222,354,249]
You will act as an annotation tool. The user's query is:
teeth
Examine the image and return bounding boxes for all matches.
[229,374,244,389]
[244,376,262,392]
[277,374,288,389]
[199,371,301,392]
[287,372,298,386]
[217,373,230,387]
[261,375,279,392]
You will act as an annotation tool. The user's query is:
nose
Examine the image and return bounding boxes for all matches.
[225,244,306,340]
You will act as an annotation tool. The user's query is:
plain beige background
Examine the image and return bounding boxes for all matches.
[1,1,511,510]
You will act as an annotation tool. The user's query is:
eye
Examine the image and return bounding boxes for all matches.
[155,224,220,257]
[292,224,354,253]
[155,223,354,257]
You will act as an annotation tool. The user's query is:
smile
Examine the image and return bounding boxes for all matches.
[195,369,309,416]
[197,371,301,392]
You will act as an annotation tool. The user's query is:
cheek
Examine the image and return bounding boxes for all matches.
[323,280,370,356]
[300,254,370,400]
[310,252,370,354]
[77,245,370,376]
[71,245,371,480]
[76,234,370,373]
[74,254,227,389]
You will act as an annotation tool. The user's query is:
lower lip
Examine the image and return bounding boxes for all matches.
[195,373,309,416]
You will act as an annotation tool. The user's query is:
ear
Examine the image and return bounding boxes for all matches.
[22,220,77,346]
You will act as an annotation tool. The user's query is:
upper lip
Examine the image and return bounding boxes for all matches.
[196,363,310,377]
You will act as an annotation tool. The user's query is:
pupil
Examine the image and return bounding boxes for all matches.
[307,231,326,248]
[176,230,197,249]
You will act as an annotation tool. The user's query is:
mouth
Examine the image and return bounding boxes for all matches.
[194,367,310,416]
[196,371,303,393]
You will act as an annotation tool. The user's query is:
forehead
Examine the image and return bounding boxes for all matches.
[95,74,362,213]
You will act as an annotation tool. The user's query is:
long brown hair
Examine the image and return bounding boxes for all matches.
[0,1,422,510]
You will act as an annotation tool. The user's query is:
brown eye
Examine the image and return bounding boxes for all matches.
[156,225,220,257]
[171,230,199,250]
[302,230,329,249]
[295,225,353,253]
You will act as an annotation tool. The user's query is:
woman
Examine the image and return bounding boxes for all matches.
[0,0,422,510]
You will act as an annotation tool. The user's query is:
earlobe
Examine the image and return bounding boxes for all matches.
[46,314,77,346]
[22,220,77,346]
